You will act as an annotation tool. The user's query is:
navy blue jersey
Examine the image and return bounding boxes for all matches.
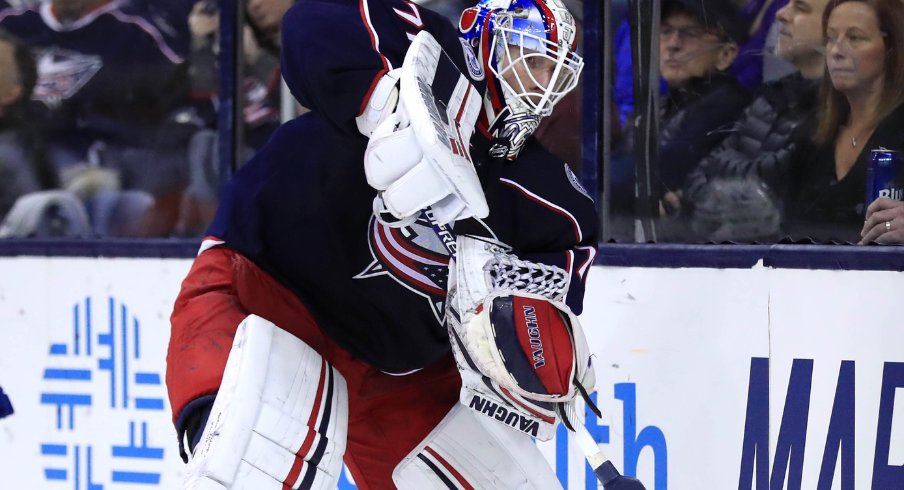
[120,0,193,58]
[207,0,598,374]
[0,1,186,143]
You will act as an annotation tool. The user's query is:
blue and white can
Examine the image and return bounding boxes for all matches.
[865,148,903,209]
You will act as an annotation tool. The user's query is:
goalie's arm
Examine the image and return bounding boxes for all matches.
[477,153,599,313]
[281,0,469,137]
[520,248,596,315]
[281,0,404,136]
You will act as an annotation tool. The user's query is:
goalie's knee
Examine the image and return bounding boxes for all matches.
[391,403,561,490]
[186,315,348,490]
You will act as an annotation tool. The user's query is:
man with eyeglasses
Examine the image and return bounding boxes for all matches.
[653,0,751,232]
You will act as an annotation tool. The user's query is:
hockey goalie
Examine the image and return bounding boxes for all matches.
[165,0,604,488]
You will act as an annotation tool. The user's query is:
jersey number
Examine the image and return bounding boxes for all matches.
[393,1,424,40]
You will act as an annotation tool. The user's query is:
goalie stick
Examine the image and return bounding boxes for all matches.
[558,398,647,490]
[396,31,648,490]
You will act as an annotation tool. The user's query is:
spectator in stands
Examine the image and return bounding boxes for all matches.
[174,0,293,238]
[186,0,219,107]
[611,0,751,240]
[244,0,289,149]
[862,198,904,244]
[246,0,294,54]
[681,0,829,242]
[638,0,751,221]
[614,0,773,124]
[0,31,54,223]
[123,0,194,58]
[0,0,195,236]
[184,0,282,144]
[786,0,904,243]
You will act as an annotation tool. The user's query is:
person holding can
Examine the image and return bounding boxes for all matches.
[784,0,904,243]
[861,187,904,243]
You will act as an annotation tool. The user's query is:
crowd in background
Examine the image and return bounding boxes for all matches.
[0,0,902,245]
[611,0,904,245]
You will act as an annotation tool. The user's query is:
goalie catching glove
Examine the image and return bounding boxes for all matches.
[363,31,487,227]
[446,235,595,440]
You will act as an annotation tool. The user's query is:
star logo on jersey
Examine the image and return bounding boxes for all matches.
[32,48,103,108]
[355,213,451,323]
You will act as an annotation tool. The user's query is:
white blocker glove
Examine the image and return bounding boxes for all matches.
[363,31,487,227]
[446,235,596,440]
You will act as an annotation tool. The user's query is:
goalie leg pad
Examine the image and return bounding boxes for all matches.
[185,315,348,490]
[391,404,562,490]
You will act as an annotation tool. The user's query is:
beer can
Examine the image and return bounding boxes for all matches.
[865,148,903,210]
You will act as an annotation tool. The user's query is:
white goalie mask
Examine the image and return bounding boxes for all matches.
[460,0,584,159]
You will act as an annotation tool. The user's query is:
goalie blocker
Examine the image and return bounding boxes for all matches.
[364,31,486,227]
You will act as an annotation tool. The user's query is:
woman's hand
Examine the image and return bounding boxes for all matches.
[860,197,904,244]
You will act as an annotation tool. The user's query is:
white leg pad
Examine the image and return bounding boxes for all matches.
[392,404,562,489]
[184,315,348,490]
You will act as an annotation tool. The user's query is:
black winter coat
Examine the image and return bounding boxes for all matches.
[682,73,819,208]
[657,72,751,192]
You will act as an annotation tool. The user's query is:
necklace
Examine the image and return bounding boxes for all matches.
[846,124,875,149]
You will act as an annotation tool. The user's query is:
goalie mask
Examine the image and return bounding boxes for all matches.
[460,0,583,159]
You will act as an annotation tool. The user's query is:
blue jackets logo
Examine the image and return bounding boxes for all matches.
[34,48,102,108]
[356,213,451,323]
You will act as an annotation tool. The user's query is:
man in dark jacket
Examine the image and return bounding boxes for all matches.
[612,0,750,240]
[657,0,751,195]
[681,0,829,242]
